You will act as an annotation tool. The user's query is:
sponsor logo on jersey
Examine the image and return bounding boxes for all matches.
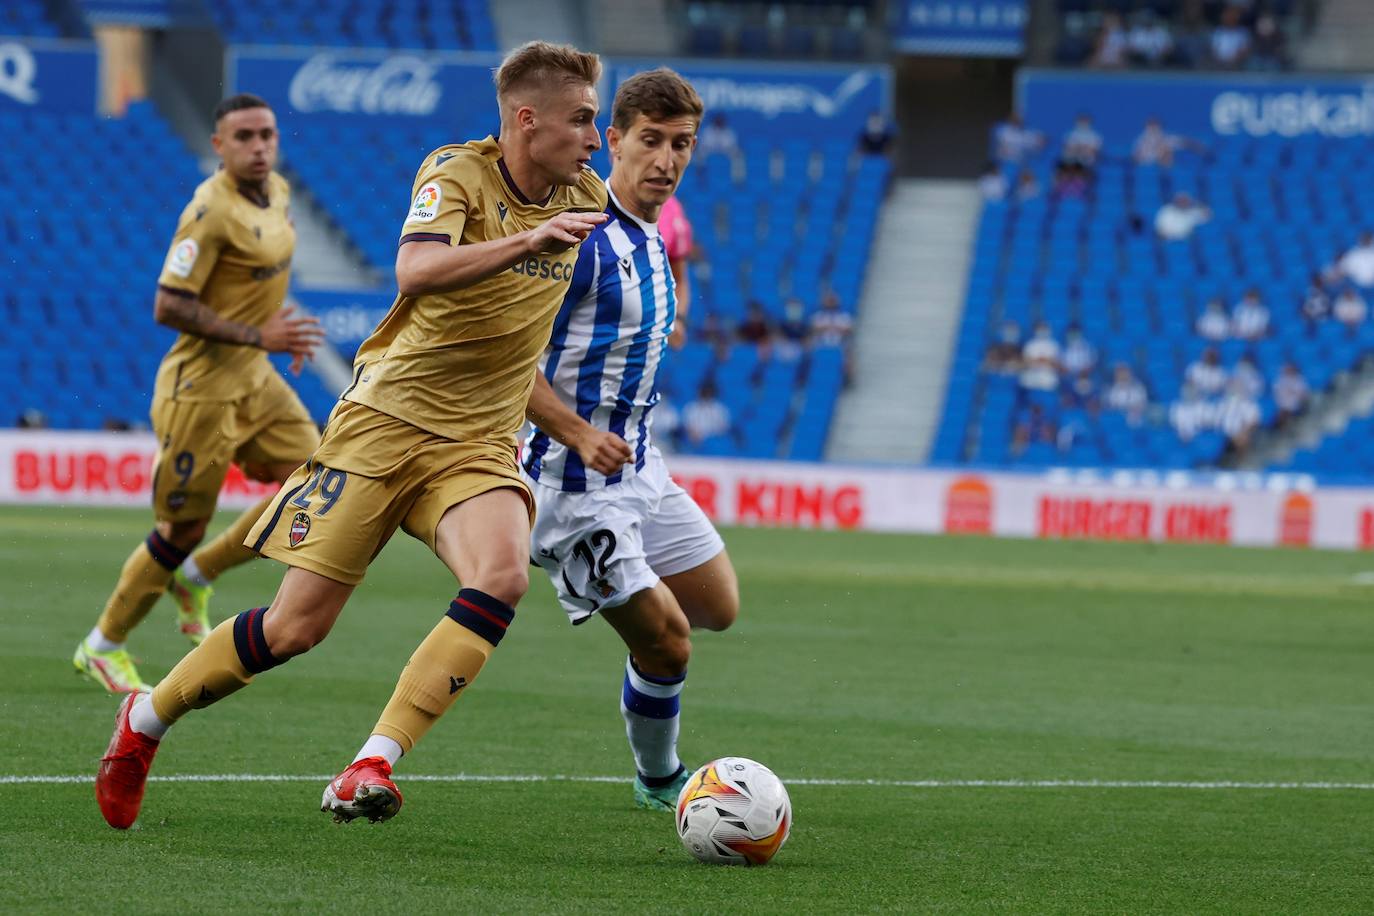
[511,256,574,282]
[497,200,508,222]
[408,183,441,222]
[250,257,292,281]
[166,239,199,278]
[289,511,311,547]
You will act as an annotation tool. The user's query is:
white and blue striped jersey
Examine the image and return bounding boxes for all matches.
[523,188,675,492]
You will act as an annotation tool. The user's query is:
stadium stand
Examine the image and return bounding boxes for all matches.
[932,120,1374,472]
[205,0,497,50]
[0,0,63,37]
[281,122,888,461]
[679,0,873,59]
[1052,0,1307,70]
[0,103,341,430]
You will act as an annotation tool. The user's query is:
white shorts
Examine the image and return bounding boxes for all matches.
[527,448,725,624]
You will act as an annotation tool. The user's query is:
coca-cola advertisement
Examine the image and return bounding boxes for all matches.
[227,47,500,123]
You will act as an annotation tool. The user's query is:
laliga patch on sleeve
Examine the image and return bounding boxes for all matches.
[408,183,442,223]
[166,239,199,278]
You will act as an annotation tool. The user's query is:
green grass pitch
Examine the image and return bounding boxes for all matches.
[2,504,1372,912]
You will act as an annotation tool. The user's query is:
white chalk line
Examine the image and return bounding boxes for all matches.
[2,773,1372,790]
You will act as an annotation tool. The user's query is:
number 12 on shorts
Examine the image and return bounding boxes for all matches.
[290,464,348,516]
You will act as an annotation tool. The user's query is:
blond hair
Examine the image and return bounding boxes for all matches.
[494,41,602,101]
[611,68,704,131]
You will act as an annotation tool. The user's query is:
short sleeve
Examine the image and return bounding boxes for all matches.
[157,198,225,296]
[399,152,475,246]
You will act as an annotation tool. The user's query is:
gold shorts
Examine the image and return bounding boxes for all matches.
[246,401,533,586]
[150,372,319,522]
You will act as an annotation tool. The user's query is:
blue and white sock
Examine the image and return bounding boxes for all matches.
[620,655,686,784]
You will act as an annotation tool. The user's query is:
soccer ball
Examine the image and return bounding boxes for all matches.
[675,757,791,865]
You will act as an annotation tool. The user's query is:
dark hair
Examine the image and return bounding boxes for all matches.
[213,93,271,124]
[611,67,704,131]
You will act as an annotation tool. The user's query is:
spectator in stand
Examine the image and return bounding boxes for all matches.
[1231,288,1270,341]
[1334,287,1368,335]
[653,397,681,451]
[992,112,1044,164]
[1301,272,1332,334]
[1062,369,1099,413]
[1090,11,1130,68]
[1061,324,1097,376]
[1134,117,1196,166]
[1059,114,1103,168]
[1185,346,1228,397]
[696,311,729,350]
[809,292,853,349]
[1210,7,1252,69]
[1170,383,1212,443]
[857,110,895,157]
[1015,168,1042,202]
[17,408,48,429]
[1128,11,1175,66]
[1272,362,1310,428]
[1019,321,1061,392]
[682,380,732,447]
[775,298,808,362]
[1196,297,1231,340]
[978,161,1008,201]
[697,112,739,160]
[1155,191,1212,240]
[1232,352,1265,399]
[1217,379,1261,454]
[1052,161,1091,200]
[1011,404,1057,456]
[1249,14,1287,70]
[737,300,774,353]
[982,320,1022,375]
[1338,232,1374,289]
[1104,363,1149,425]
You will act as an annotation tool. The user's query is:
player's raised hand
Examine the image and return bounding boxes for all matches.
[575,427,633,476]
[529,211,608,254]
[260,305,326,374]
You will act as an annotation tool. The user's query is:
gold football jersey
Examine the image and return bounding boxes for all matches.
[154,169,294,402]
[341,136,607,444]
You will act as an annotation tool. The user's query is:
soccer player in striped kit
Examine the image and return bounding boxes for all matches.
[522,68,740,811]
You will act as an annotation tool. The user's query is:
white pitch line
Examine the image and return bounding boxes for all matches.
[2,774,1373,790]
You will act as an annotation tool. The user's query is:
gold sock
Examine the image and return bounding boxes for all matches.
[95,532,187,643]
[150,607,276,724]
[372,616,501,755]
[192,496,273,581]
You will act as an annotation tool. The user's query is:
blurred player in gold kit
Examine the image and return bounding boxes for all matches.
[95,42,610,829]
[73,93,323,694]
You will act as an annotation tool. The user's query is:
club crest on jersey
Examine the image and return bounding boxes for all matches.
[166,239,199,278]
[408,183,442,222]
[288,511,311,547]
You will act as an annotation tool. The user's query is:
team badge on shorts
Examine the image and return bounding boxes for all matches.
[166,490,188,511]
[592,577,615,599]
[289,511,311,547]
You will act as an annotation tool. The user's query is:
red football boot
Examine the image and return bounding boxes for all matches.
[321,756,403,823]
[95,693,161,829]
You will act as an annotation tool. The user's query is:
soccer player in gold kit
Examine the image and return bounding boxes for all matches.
[73,94,324,694]
[95,42,610,829]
